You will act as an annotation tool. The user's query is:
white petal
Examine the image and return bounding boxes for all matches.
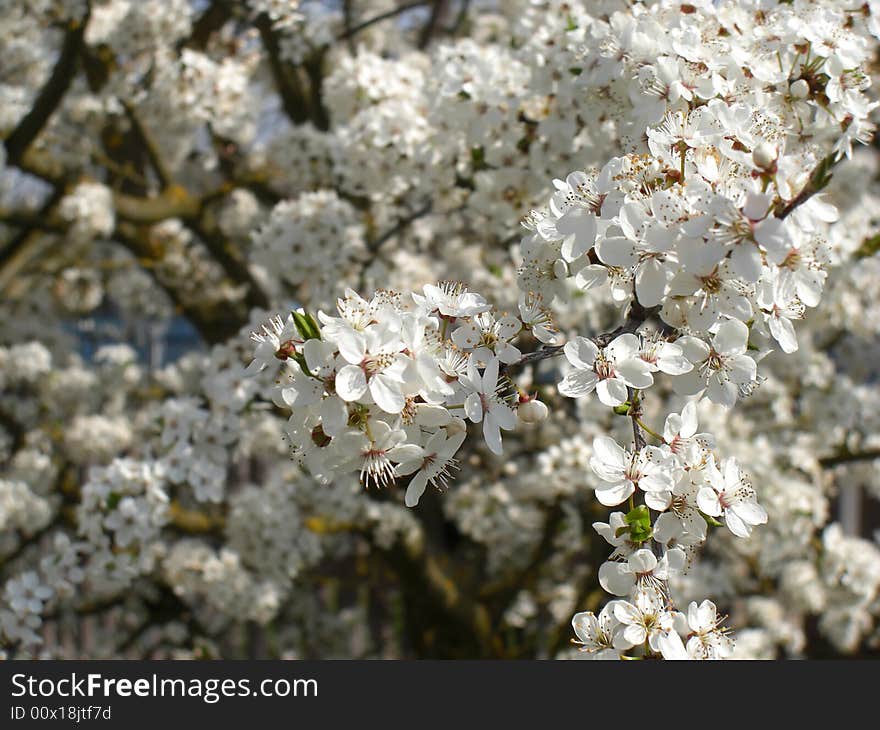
[769,315,798,353]
[677,336,710,363]
[595,236,638,268]
[731,501,767,527]
[483,417,504,455]
[594,480,635,507]
[665,548,686,574]
[482,357,500,391]
[596,378,629,406]
[405,472,429,507]
[605,333,640,361]
[628,549,657,574]
[563,337,599,369]
[680,401,698,438]
[575,265,608,291]
[635,259,669,306]
[713,319,749,356]
[672,369,706,397]
[335,330,366,364]
[644,490,672,511]
[592,436,627,467]
[727,354,757,384]
[656,349,693,376]
[697,487,722,516]
[558,209,597,261]
[558,369,598,398]
[615,358,654,389]
[656,630,688,660]
[729,244,763,282]
[464,392,483,423]
[742,192,772,220]
[334,364,368,402]
[370,375,405,414]
[599,562,636,596]
[724,509,751,538]
[706,378,737,407]
[320,397,348,437]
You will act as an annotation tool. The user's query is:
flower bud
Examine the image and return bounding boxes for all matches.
[789,78,810,99]
[752,141,777,170]
[275,339,299,360]
[517,398,549,424]
[553,258,570,279]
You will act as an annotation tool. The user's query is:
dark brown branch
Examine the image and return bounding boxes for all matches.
[819,448,880,467]
[180,0,232,51]
[182,216,270,312]
[480,502,565,617]
[121,101,172,189]
[417,1,447,49]
[374,533,495,657]
[3,16,89,166]
[0,187,66,295]
[504,300,660,376]
[447,0,471,35]
[342,0,357,53]
[113,223,243,344]
[337,1,429,41]
[302,51,330,131]
[255,13,311,126]
[0,516,61,570]
[367,200,434,252]
[776,152,839,220]
[629,388,646,451]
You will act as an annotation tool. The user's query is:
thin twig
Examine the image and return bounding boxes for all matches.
[819,448,880,467]
[337,1,429,41]
[121,101,172,189]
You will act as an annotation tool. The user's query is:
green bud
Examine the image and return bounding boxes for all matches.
[612,402,632,416]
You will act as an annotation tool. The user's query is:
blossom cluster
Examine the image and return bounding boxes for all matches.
[250,0,877,660]
[250,284,558,506]
[3,0,880,661]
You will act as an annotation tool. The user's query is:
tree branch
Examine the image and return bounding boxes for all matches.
[480,502,564,615]
[337,1,429,41]
[375,533,495,657]
[776,152,839,220]
[504,300,660,375]
[180,0,232,51]
[819,448,880,467]
[121,101,172,189]
[418,1,447,49]
[255,13,311,126]
[3,15,89,166]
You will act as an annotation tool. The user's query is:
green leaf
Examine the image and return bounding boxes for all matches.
[624,504,653,544]
[292,311,320,341]
[700,511,723,527]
